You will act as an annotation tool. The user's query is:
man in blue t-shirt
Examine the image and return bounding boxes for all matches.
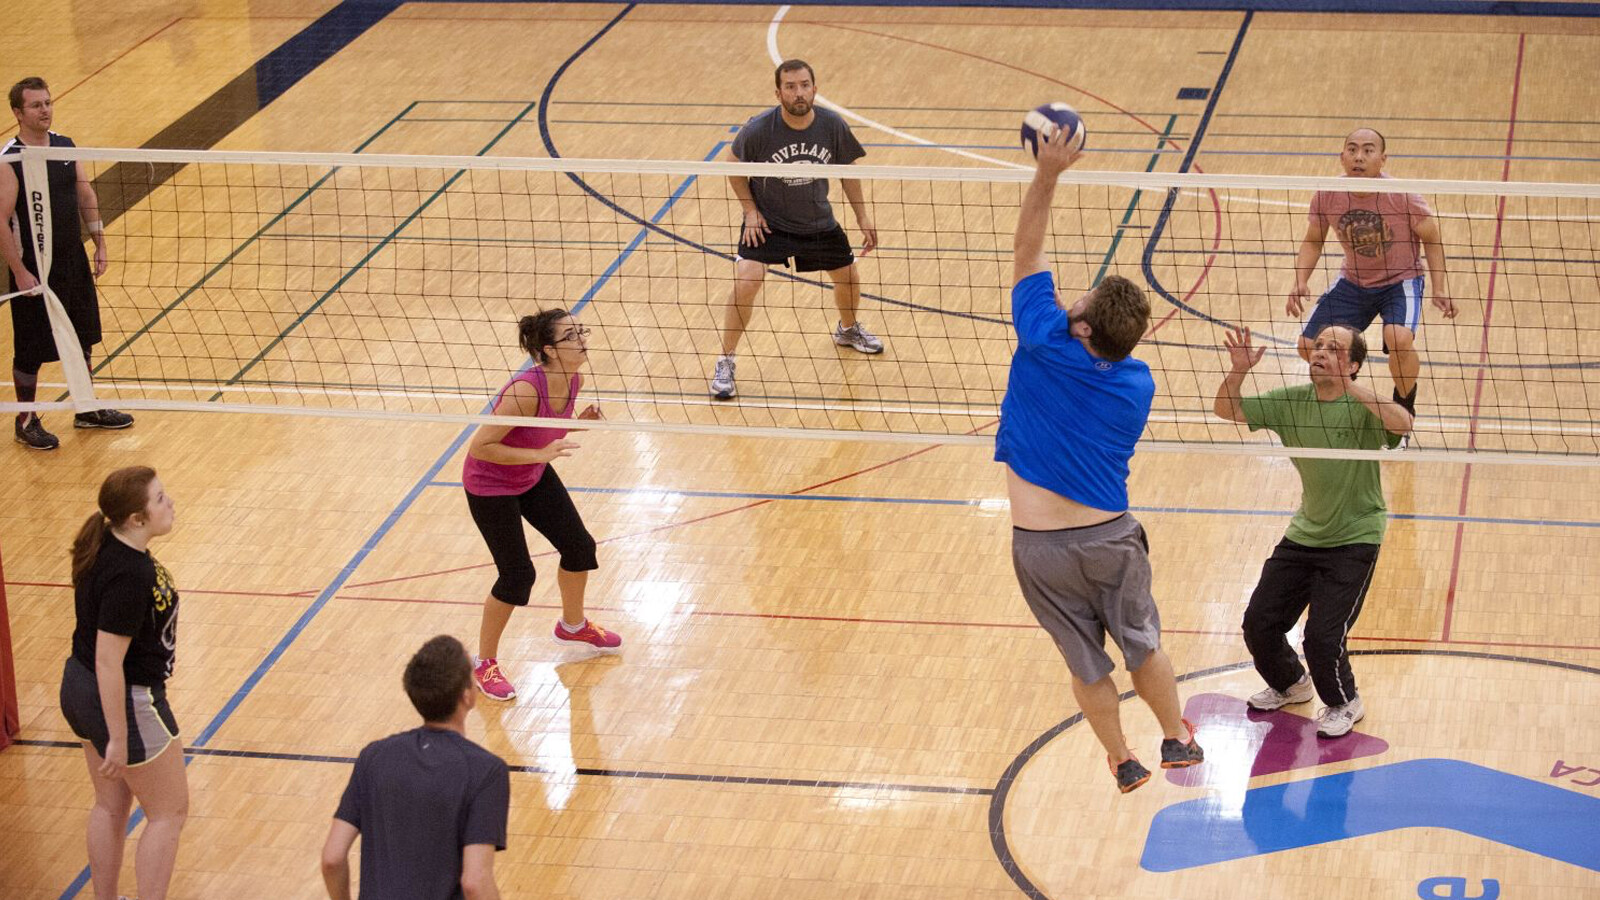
[321,635,510,899]
[997,127,1202,794]
[708,59,882,400]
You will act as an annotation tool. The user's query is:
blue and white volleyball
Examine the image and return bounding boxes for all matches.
[1021,103,1087,158]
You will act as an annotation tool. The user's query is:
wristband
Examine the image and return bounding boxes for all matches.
[87,220,104,234]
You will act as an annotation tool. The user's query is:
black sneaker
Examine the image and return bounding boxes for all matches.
[1110,755,1152,794]
[15,414,60,450]
[1160,718,1205,769]
[74,409,135,429]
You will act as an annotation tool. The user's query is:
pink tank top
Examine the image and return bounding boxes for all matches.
[462,367,581,496]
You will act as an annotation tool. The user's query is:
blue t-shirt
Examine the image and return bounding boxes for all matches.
[994,271,1154,512]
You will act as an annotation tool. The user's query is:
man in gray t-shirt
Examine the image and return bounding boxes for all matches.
[709,59,883,400]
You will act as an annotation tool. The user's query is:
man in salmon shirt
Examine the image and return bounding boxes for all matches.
[1288,128,1458,447]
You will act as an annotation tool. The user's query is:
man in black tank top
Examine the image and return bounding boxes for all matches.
[1,77,133,451]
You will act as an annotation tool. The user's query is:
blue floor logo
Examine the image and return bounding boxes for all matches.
[1141,758,1600,873]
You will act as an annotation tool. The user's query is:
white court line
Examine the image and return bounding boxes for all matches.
[766,6,1031,171]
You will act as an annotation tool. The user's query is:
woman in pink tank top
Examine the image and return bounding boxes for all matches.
[462,309,621,702]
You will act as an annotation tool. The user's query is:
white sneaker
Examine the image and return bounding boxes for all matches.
[1246,674,1314,711]
[832,320,884,354]
[1315,696,1366,738]
[710,356,736,400]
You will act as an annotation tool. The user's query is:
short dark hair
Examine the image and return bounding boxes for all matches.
[1315,324,1367,378]
[775,59,815,89]
[1346,127,1386,154]
[10,77,48,111]
[403,635,472,723]
[1081,275,1150,361]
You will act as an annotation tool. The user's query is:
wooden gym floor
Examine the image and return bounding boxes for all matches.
[2,2,1598,898]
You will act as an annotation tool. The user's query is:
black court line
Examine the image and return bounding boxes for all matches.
[9,738,989,796]
[535,5,1010,329]
[987,649,1600,900]
[1139,11,1263,334]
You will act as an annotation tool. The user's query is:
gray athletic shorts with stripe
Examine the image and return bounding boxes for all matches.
[59,657,180,765]
[1011,513,1162,684]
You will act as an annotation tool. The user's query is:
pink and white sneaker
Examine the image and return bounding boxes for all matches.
[472,657,516,701]
[552,619,622,652]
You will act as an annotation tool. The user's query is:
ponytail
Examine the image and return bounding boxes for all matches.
[517,308,570,365]
[70,466,157,585]
[70,513,109,585]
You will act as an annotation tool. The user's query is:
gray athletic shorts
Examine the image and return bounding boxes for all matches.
[1011,513,1162,684]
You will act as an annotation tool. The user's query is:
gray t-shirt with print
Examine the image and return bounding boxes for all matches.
[731,105,866,235]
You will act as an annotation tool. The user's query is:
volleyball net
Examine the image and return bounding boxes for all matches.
[5,144,1599,462]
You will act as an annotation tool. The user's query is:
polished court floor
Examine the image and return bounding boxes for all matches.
[1,2,1599,898]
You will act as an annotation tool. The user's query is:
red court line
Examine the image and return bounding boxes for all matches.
[8,576,1593,653]
[1441,32,1525,643]
[322,591,1600,653]
[5,580,310,599]
[0,17,183,142]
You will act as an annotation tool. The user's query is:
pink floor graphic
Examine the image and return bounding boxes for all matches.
[1167,693,1389,786]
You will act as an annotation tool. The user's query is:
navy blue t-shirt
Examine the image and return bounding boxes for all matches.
[334,727,510,899]
[994,271,1153,512]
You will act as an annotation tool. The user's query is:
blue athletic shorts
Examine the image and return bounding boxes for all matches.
[1302,276,1424,340]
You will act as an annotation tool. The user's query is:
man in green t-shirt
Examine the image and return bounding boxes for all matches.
[1213,324,1413,737]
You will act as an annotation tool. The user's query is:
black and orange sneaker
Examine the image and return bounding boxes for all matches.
[1160,718,1205,769]
[1111,755,1152,794]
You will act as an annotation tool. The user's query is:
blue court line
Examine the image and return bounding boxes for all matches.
[181,131,725,752]
[55,46,620,898]
[58,17,720,891]
[577,140,730,309]
[421,481,1600,530]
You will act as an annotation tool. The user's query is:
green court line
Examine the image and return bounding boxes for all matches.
[209,100,539,400]
[1092,114,1178,288]
[71,102,425,398]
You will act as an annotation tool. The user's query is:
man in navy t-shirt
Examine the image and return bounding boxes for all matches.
[321,635,510,899]
[997,126,1202,793]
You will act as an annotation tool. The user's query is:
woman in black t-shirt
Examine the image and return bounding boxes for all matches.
[59,465,187,900]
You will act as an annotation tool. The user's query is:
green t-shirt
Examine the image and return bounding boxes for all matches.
[1241,383,1400,547]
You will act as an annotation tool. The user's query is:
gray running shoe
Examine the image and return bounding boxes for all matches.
[832,321,884,354]
[710,356,737,400]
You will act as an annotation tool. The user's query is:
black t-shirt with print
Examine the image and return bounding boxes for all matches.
[72,535,179,686]
[731,106,865,234]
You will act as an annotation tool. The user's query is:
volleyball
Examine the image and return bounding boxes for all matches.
[1021,103,1087,158]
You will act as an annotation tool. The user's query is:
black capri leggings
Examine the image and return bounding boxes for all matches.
[465,466,598,606]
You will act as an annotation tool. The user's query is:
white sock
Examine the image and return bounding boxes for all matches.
[559,618,586,633]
